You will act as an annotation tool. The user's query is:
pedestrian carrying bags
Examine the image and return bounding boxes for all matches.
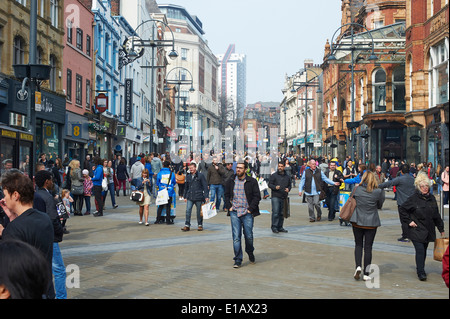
[156,188,169,205]
[434,237,449,262]
[339,186,358,221]
[201,202,217,219]
[130,190,144,202]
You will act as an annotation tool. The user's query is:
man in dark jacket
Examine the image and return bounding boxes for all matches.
[324,161,344,221]
[224,162,261,268]
[0,171,54,299]
[207,156,226,211]
[182,162,209,231]
[268,161,291,233]
[379,164,415,242]
[34,170,66,299]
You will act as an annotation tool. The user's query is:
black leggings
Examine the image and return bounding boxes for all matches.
[352,226,377,275]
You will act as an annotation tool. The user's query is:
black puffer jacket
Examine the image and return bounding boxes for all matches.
[399,191,444,243]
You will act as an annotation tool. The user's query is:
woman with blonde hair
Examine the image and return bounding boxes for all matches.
[349,171,385,281]
[399,172,445,281]
[69,159,84,216]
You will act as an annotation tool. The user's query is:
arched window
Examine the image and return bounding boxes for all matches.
[392,66,405,111]
[13,36,25,65]
[373,68,386,112]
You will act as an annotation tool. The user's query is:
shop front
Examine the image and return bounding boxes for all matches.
[64,111,90,161]
[2,78,65,163]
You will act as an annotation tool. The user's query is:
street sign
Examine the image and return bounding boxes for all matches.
[124,79,133,122]
[35,91,41,111]
[95,93,108,113]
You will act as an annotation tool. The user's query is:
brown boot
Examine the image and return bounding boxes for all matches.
[181,226,190,232]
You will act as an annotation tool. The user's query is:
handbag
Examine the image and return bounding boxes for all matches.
[434,237,449,262]
[71,184,84,195]
[156,188,169,206]
[55,200,70,220]
[201,202,217,219]
[176,173,185,184]
[258,178,268,192]
[339,186,358,221]
[130,191,144,202]
[102,178,108,191]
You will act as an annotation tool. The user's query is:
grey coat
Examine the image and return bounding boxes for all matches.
[70,168,83,187]
[350,186,385,227]
[378,173,415,206]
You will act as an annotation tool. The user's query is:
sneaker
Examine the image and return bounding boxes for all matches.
[113,204,118,209]
[181,226,190,232]
[354,266,362,280]
[248,253,255,264]
[397,237,410,242]
[233,263,241,269]
[198,225,203,231]
[363,275,372,281]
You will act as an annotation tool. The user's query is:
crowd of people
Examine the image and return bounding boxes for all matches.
[0,149,448,298]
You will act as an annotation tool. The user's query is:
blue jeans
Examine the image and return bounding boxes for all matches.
[209,184,224,210]
[103,182,116,206]
[325,187,339,220]
[84,195,91,213]
[185,200,203,227]
[271,196,285,231]
[230,210,254,264]
[52,242,67,299]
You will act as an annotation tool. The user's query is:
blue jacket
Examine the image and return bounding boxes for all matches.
[156,167,176,198]
[145,163,154,177]
[91,165,104,186]
[344,170,366,185]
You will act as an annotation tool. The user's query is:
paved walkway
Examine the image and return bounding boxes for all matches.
[60,187,449,300]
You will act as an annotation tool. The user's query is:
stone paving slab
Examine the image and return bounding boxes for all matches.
[60,189,449,300]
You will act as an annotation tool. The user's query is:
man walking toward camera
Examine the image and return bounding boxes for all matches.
[268,161,291,233]
[224,162,261,268]
[299,159,339,222]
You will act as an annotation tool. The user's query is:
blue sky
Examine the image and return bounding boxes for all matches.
[161,0,342,104]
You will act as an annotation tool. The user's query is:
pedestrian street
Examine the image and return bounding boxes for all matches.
[60,188,449,299]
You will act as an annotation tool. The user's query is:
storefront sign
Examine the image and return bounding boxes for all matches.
[95,93,108,113]
[124,79,133,122]
[410,135,421,142]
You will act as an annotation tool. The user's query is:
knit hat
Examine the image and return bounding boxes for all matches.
[82,169,89,175]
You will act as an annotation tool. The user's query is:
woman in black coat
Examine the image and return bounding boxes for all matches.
[399,172,445,281]
[116,159,129,196]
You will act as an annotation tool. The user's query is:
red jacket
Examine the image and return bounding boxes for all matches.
[443,246,449,288]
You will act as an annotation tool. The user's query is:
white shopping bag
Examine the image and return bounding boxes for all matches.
[258,178,268,192]
[156,188,169,205]
[201,202,217,219]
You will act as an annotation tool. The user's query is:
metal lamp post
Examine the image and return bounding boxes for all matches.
[327,23,377,162]
[13,0,51,175]
[120,19,178,154]
[164,67,195,152]
[290,68,322,159]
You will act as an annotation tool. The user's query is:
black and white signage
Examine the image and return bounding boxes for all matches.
[124,79,133,123]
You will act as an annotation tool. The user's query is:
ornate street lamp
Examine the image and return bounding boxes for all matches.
[326,22,378,162]
[119,19,178,153]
